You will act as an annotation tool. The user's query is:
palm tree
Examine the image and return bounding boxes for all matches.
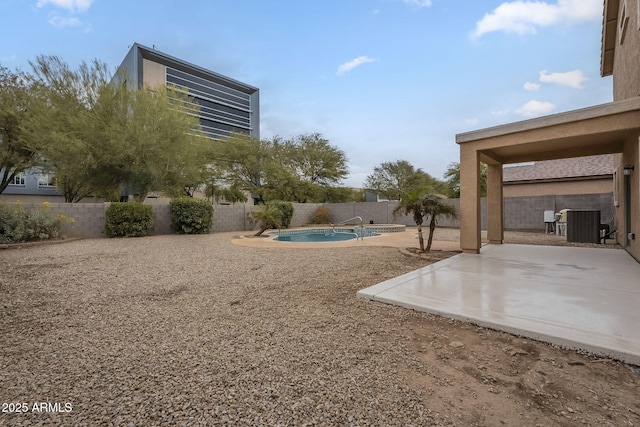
[394,192,457,252]
[250,204,283,236]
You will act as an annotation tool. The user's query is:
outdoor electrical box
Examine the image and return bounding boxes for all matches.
[566,210,601,244]
[544,210,555,233]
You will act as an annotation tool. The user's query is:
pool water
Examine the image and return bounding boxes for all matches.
[275,232,358,242]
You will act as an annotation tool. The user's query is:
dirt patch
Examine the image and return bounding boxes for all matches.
[403,247,463,261]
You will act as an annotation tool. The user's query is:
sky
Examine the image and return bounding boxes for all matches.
[0,0,613,187]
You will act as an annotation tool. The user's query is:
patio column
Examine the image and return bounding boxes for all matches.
[486,163,504,244]
[459,145,481,253]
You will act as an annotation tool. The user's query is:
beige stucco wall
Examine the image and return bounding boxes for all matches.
[610,1,640,261]
[614,132,640,261]
[613,0,640,100]
[503,178,613,197]
[142,58,165,88]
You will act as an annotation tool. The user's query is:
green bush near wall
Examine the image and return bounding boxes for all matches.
[105,203,154,238]
[0,202,67,244]
[267,201,294,228]
[170,198,213,234]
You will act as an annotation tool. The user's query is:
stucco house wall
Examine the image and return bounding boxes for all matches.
[608,0,640,260]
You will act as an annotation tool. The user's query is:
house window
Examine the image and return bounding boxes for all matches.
[620,1,629,43]
[38,173,56,188]
[9,172,25,186]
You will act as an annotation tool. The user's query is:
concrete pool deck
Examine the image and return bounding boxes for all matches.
[231,229,461,251]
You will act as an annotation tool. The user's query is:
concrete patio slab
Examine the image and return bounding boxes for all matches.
[358,244,640,365]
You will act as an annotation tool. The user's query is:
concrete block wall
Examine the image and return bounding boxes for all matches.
[12,202,174,238]
[326,201,398,225]
[325,200,465,228]
[14,202,108,239]
[152,204,172,235]
[290,203,322,227]
[212,205,252,232]
[212,203,321,232]
[7,193,614,238]
[504,193,614,231]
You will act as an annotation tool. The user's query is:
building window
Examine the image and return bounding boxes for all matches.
[9,172,26,186]
[38,173,56,188]
[165,67,253,140]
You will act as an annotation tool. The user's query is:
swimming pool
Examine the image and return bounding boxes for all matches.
[275,231,360,242]
[273,227,395,242]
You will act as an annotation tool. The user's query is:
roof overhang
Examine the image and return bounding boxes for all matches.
[456,97,640,165]
[504,174,614,185]
[601,0,619,77]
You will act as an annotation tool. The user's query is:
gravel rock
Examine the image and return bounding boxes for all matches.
[0,230,636,426]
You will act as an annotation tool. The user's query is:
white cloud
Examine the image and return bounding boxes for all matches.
[471,0,601,39]
[523,81,541,91]
[403,0,432,8]
[539,69,588,89]
[48,13,82,28]
[465,118,480,126]
[336,56,377,76]
[36,0,94,13]
[491,109,510,116]
[516,100,557,117]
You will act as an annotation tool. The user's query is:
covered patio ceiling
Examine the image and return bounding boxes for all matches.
[457,97,640,164]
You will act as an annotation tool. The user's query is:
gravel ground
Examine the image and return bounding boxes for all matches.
[1,230,637,426]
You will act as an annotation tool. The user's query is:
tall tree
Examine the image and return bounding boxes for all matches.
[364,160,440,201]
[289,133,348,202]
[24,55,121,202]
[121,85,207,201]
[214,132,349,204]
[24,56,210,202]
[264,133,348,203]
[442,161,487,198]
[213,132,272,203]
[0,66,42,194]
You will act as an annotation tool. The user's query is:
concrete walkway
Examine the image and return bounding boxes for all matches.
[358,244,640,365]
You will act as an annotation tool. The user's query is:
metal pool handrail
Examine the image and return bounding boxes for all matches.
[332,216,364,240]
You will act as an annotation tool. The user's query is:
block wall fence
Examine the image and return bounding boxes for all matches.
[6,193,614,239]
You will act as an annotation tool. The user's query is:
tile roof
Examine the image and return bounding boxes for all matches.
[503,154,614,183]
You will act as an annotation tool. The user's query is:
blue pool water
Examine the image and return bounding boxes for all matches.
[275,232,358,242]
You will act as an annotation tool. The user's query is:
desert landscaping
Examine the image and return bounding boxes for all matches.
[1,229,639,426]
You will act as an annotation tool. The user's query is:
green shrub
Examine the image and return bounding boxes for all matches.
[0,203,28,244]
[0,202,66,243]
[26,207,65,240]
[267,200,294,228]
[310,206,331,224]
[105,202,154,238]
[170,198,213,234]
